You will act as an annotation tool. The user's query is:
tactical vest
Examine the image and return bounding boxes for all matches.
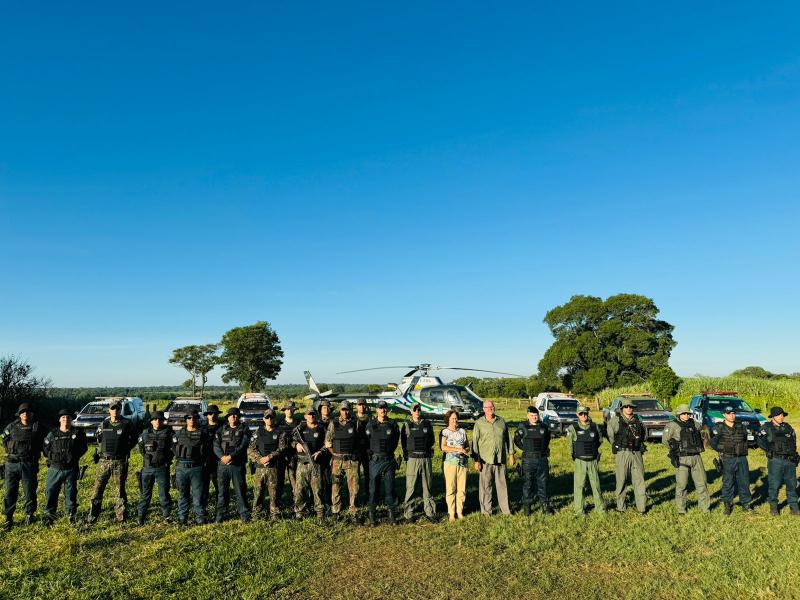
[405,420,433,457]
[520,422,550,457]
[331,419,358,455]
[203,422,222,463]
[677,420,703,455]
[5,422,38,460]
[219,424,247,456]
[767,423,796,457]
[572,423,600,460]
[256,426,282,456]
[297,424,324,462]
[173,428,206,465]
[141,427,171,467]
[47,428,78,468]
[368,420,398,456]
[100,419,129,459]
[612,417,645,453]
[715,422,748,456]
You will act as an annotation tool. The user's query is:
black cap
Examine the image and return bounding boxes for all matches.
[204,405,221,415]
[769,406,788,418]
[226,407,241,417]
[527,405,539,414]
[263,409,276,419]
[151,410,166,421]
[376,400,389,409]
[185,410,200,420]
[109,402,122,411]
[411,402,421,411]
[723,406,736,414]
[15,403,32,416]
[57,408,74,418]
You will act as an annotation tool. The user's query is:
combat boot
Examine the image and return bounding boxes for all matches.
[723,502,733,516]
[542,503,555,516]
[367,509,376,526]
[387,509,397,525]
[770,504,780,517]
[137,514,146,526]
[522,504,531,516]
[3,518,12,531]
[742,503,753,513]
[24,514,35,526]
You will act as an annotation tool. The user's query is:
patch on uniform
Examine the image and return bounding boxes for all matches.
[348,428,354,434]
[589,433,595,438]
[423,427,428,433]
[313,433,319,438]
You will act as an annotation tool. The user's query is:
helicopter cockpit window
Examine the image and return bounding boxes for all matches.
[445,390,462,405]
[420,389,444,405]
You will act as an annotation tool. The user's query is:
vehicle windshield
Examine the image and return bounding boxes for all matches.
[81,403,110,415]
[165,402,201,413]
[631,400,665,411]
[707,398,754,413]
[551,400,578,411]
[240,401,270,410]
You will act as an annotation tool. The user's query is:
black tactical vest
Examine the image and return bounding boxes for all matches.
[332,419,358,455]
[520,422,550,457]
[406,419,433,457]
[767,423,796,457]
[297,424,325,462]
[47,428,78,467]
[219,424,247,456]
[256,426,282,456]
[100,419,129,458]
[173,428,206,465]
[678,420,703,455]
[715,422,749,456]
[368,419,398,456]
[5,422,37,460]
[572,423,600,460]
[141,426,171,467]
[612,417,645,453]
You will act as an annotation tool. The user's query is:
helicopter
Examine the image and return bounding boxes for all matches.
[304,363,525,422]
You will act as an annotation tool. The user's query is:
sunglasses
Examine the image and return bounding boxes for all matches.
[187,416,198,420]
[578,412,589,416]
[412,407,421,412]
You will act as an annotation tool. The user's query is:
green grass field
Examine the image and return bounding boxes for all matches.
[2,400,800,599]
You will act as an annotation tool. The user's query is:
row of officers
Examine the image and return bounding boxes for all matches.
[2,397,799,529]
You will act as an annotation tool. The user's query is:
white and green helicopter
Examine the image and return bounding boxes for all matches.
[305,363,524,422]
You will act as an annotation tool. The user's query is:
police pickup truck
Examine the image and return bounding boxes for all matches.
[689,391,766,447]
[534,393,579,437]
[73,396,146,442]
[236,392,273,431]
[164,397,209,431]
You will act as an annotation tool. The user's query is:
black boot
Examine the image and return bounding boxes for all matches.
[3,518,12,531]
[723,502,733,516]
[522,504,531,516]
[542,503,555,515]
[387,509,397,525]
[86,502,101,524]
[24,514,35,526]
[770,504,780,517]
[137,514,146,526]
[742,503,753,513]
[367,509,376,526]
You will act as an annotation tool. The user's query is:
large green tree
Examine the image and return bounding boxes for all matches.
[168,344,219,397]
[538,294,676,394]
[217,321,284,392]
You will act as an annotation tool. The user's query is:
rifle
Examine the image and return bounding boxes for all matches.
[92,449,100,464]
[296,432,320,476]
[713,456,723,473]
[667,440,680,469]
[78,464,88,481]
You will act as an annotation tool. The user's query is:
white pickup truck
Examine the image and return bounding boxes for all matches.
[534,392,580,437]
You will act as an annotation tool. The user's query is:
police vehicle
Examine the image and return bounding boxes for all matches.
[235,392,274,431]
[534,392,579,436]
[689,390,766,447]
[73,396,146,442]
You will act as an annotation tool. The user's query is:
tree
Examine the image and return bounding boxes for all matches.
[169,344,219,397]
[649,366,683,406]
[538,294,676,395]
[0,356,50,423]
[217,322,284,392]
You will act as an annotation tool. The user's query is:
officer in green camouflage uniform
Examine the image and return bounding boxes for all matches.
[662,404,709,514]
[88,402,137,524]
[606,399,648,514]
[566,406,605,515]
[293,409,326,519]
[249,409,288,520]
[325,400,361,521]
[400,403,436,522]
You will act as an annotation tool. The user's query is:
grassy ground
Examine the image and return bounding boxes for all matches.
[2,402,800,599]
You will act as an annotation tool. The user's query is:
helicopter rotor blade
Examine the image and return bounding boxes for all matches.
[336,366,418,375]
[435,367,527,377]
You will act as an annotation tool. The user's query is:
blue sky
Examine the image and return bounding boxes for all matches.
[1,2,799,386]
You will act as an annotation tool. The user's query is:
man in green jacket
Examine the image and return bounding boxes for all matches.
[606,400,648,514]
[662,404,709,514]
[471,400,515,516]
[566,406,605,515]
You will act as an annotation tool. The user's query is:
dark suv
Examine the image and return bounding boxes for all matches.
[689,391,766,447]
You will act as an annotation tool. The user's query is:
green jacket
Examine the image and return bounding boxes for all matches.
[471,415,512,464]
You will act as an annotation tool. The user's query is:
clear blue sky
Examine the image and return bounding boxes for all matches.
[1,2,799,386]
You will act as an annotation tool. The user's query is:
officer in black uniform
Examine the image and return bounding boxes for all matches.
[317,399,333,511]
[42,408,88,525]
[710,405,753,515]
[213,407,251,523]
[278,400,302,509]
[513,405,553,515]
[757,406,800,516]
[201,405,223,510]
[136,411,174,525]
[293,408,327,519]
[173,410,210,525]
[89,401,137,524]
[354,398,371,502]
[365,400,401,525]
[2,403,47,529]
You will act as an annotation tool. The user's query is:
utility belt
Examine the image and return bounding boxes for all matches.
[371,453,394,460]
[720,452,747,459]
[522,452,547,460]
[768,453,795,460]
[49,461,77,470]
[333,453,358,461]
[5,456,21,464]
[255,456,284,468]
[177,459,203,468]
[575,455,598,462]
[143,461,170,469]
[679,450,701,457]
[102,454,128,461]
[407,452,432,459]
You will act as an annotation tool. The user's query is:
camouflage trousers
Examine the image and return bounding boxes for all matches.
[294,462,324,517]
[253,462,284,517]
[331,455,359,514]
[90,458,129,521]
